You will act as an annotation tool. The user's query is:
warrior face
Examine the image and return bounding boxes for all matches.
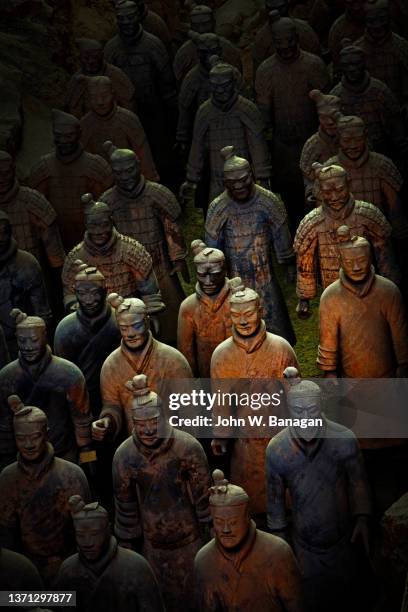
[88,83,114,117]
[80,48,104,75]
[117,6,141,39]
[14,419,48,462]
[117,311,149,350]
[224,168,254,202]
[212,504,250,549]
[339,126,366,160]
[289,395,323,442]
[340,53,366,85]
[266,0,289,17]
[191,12,214,34]
[272,25,299,62]
[0,156,15,195]
[196,261,226,295]
[111,155,141,192]
[365,3,390,40]
[74,517,110,561]
[319,111,338,137]
[319,175,350,211]
[230,299,262,337]
[340,244,371,282]
[53,123,81,158]
[86,214,113,247]
[75,281,107,318]
[210,71,236,107]
[17,327,47,364]
[133,416,160,447]
[0,220,11,254]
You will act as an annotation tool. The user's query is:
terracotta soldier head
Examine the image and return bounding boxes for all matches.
[190,4,216,35]
[82,194,114,248]
[108,293,150,351]
[221,146,254,202]
[126,373,163,447]
[68,495,110,561]
[74,260,107,318]
[364,0,391,41]
[87,76,115,117]
[209,469,250,550]
[313,163,351,212]
[76,38,105,75]
[283,366,323,441]
[190,32,222,72]
[191,240,227,296]
[8,395,49,462]
[209,61,238,109]
[103,141,142,193]
[337,115,367,160]
[265,0,290,17]
[10,309,47,364]
[0,210,12,256]
[0,151,16,196]
[115,0,142,40]
[309,90,341,138]
[336,225,372,283]
[52,109,82,159]
[229,285,263,337]
[269,11,300,62]
[338,41,367,86]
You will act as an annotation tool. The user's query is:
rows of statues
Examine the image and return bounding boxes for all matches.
[1,0,408,610]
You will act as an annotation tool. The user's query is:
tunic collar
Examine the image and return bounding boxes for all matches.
[116,176,146,200]
[289,420,327,459]
[339,265,375,297]
[17,442,55,481]
[337,146,369,169]
[79,536,118,577]
[0,180,19,204]
[211,92,239,113]
[232,320,267,354]
[216,519,257,572]
[195,281,231,313]
[84,228,118,256]
[0,237,18,265]
[119,331,154,373]
[19,345,53,382]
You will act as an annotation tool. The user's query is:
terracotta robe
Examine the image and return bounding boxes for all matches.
[328,15,365,66]
[0,181,65,268]
[211,321,299,514]
[141,7,172,53]
[253,18,320,69]
[194,521,303,612]
[100,178,186,344]
[318,267,408,378]
[100,332,192,436]
[54,536,164,612]
[173,37,242,83]
[29,147,113,251]
[300,128,339,193]
[0,347,92,469]
[0,443,90,583]
[205,185,295,344]
[177,280,233,378]
[113,426,211,612]
[80,104,159,182]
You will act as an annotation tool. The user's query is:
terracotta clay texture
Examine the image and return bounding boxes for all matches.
[0,152,65,269]
[29,110,114,252]
[328,3,366,65]
[136,0,172,52]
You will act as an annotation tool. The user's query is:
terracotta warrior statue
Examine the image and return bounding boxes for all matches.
[131,0,172,53]
[181,61,271,208]
[62,196,164,315]
[205,146,295,344]
[294,163,399,319]
[29,109,113,251]
[324,115,406,237]
[211,286,299,518]
[194,469,303,612]
[100,142,188,345]
[0,211,51,360]
[356,0,408,108]
[173,4,242,82]
[176,32,242,148]
[54,495,164,612]
[318,226,408,377]
[177,240,241,378]
[0,310,93,469]
[0,397,91,584]
[266,368,372,612]
[253,0,320,69]
[112,374,211,612]
[93,293,191,441]
[79,75,159,181]
[54,262,121,415]
[0,151,65,270]
[330,41,408,160]
[65,37,136,118]
[255,11,330,225]
[300,89,341,201]
[328,0,366,66]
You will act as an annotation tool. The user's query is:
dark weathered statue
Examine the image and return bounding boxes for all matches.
[266,367,372,612]
[318,226,408,377]
[62,196,164,315]
[194,469,304,612]
[294,163,399,319]
[53,495,164,612]
[93,294,191,441]
[0,397,91,584]
[328,0,366,65]
[211,285,299,517]
[205,146,295,344]
[29,109,113,251]
[100,142,188,345]
[112,374,211,611]
[0,310,93,469]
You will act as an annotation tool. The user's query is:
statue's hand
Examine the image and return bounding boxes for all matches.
[179,181,197,206]
[91,417,112,441]
[211,438,228,455]
[296,298,311,319]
